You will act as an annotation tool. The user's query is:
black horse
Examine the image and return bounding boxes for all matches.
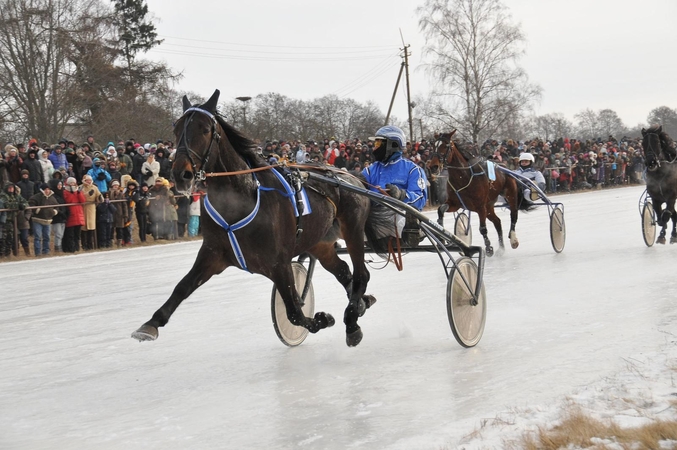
[642,125,677,244]
[132,90,374,346]
[433,131,529,256]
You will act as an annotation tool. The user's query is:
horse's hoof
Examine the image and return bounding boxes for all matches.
[670,236,677,244]
[511,240,519,249]
[131,324,158,341]
[437,219,444,226]
[486,246,494,257]
[346,327,363,347]
[358,295,377,317]
[657,236,666,245]
[314,312,335,329]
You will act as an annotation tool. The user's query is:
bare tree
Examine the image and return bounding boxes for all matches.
[647,106,677,137]
[597,109,625,139]
[530,113,573,141]
[574,108,600,139]
[0,0,105,142]
[417,0,541,143]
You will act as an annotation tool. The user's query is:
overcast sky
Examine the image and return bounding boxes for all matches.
[144,0,677,131]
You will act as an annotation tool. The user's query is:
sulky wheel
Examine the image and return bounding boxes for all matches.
[454,212,472,247]
[641,201,656,247]
[271,261,315,347]
[446,256,486,348]
[549,207,566,253]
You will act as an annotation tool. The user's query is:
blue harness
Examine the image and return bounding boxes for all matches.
[205,170,312,272]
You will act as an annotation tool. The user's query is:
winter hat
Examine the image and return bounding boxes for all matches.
[40,183,49,190]
[66,177,77,186]
[21,169,29,175]
[110,180,120,187]
[133,143,141,149]
[144,143,151,150]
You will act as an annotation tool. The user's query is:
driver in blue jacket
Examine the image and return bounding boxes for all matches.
[361,125,428,249]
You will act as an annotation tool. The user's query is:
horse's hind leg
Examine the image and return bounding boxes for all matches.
[131,245,229,341]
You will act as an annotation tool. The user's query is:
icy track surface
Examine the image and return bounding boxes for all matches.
[1,185,676,449]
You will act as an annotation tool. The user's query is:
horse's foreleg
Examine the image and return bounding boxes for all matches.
[131,246,228,341]
[313,237,371,347]
[505,178,520,249]
[274,265,336,335]
[486,209,504,251]
[656,205,668,244]
[669,205,677,244]
[478,214,494,257]
[437,203,449,226]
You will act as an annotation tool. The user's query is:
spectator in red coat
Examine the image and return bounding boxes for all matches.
[62,177,86,253]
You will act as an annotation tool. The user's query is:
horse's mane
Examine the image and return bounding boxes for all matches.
[213,113,268,169]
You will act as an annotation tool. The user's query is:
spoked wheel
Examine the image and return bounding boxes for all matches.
[641,201,656,247]
[549,207,566,253]
[446,256,486,348]
[271,261,315,347]
[454,212,472,247]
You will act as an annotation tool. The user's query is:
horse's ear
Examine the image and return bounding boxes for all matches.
[658,125,663,133]
[450,130,457,138]
[182,95,192,112]
[641,128,646,136]
[203,89,220,113]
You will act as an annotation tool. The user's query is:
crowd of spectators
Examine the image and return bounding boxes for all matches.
[0,132,652,259]
[0,137,201,258]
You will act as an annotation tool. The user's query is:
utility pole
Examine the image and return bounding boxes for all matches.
[236,96,252,133]
[385,32,415,144]
[402,44,414,145]
[385,63,404,125]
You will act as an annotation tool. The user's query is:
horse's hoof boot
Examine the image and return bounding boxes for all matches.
[131,324,158,341]
[314,312,335,328]
[346,328,363,347]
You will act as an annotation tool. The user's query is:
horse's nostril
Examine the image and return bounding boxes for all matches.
[182,170,193,181]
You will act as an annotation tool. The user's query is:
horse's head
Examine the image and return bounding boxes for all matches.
[642,125,675,172]
[172,89,223,192]
[426,153,444,175]
[433,131,457,165]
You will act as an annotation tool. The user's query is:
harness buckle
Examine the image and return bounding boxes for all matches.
[196,170,207,181]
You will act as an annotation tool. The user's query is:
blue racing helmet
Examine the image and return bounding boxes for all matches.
[371,125,406,162]
[372,125,406,149]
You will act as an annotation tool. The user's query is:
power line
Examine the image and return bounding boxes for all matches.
[149,48,396,62]
[157,34,396,50]
[335,61,402,98]
[332,52,401,95]
[159,42,397,56]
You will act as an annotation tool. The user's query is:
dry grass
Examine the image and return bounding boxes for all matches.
[511,407,677,450]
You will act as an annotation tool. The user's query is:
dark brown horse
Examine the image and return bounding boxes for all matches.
[132,90,374,347]
[642,124,677,244]
[433,131,528,256]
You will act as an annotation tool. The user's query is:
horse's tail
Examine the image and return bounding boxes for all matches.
[516,188,536,211]
[363,207,395,257]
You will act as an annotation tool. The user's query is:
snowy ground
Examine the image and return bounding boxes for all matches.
[1,184,675,449]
